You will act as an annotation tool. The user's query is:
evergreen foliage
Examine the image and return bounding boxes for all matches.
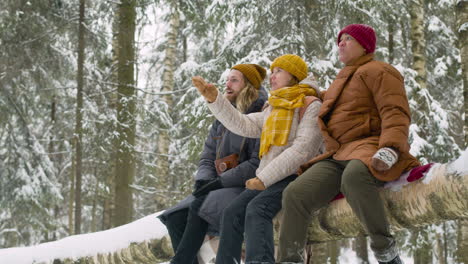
[0,0,465,261]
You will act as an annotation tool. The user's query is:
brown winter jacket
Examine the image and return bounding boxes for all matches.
[301,54,420,181]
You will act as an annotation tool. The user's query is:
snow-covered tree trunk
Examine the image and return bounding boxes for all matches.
[113,0,136,227]
[156,1,179,208]
[74,0,86,235]
[457,219,468,263]
[410,0,427,91]
[305,242,327,264]
[456,0,468,146]
[354,235,369,264]
[409,0,431,148]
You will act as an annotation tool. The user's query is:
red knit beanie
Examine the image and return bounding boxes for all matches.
[337,24,376,54]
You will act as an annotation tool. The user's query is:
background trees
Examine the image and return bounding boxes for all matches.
[0,0,466,262]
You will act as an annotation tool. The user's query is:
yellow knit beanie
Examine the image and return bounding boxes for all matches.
[231,64,267,89]
[270,54,308,81]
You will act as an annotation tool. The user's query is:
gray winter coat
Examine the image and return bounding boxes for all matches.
[159,89,267,233]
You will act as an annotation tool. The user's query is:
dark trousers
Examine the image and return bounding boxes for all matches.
[167,196,209,264]
[216,175,297,264]
[278,159,397,263]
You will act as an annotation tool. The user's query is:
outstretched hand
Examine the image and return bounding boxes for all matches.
[192,76,218,103]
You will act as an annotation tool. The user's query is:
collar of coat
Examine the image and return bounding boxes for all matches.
[336,53,374,78]
[319,53,375,118]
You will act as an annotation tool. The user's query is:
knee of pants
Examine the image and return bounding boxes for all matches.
[340,160,374,194]
[282,180,302,206]
[165,211,187,232]
[223,199,247,222]
[245,200,264,222]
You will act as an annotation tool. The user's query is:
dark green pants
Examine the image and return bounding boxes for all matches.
[277,159,397,263]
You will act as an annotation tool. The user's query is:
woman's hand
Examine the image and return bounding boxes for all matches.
[192,76,218,103]
[246,177,266,191]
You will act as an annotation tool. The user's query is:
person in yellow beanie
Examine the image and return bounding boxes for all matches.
[163,64,267,264]
[191,54,324,264]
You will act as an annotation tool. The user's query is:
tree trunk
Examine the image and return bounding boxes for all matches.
[355,235,369,264]
[411,227,432,264]
[457,220,468,264]
[74,0,86,235]
[409,0,431,143]
[327,240,339,264]
[456,0,468,146]
[113,0,137,227]
[387,20,394,65]
[410,0,427,91]
[305,243,327,264]
[436,233,447,264]
[68,156,75,235]
[91,167,98,233]
[155,1,180,209]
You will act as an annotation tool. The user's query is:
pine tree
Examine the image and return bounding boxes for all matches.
[113,0,137,227]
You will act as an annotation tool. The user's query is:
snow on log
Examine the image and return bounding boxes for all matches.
[0,155,466,264]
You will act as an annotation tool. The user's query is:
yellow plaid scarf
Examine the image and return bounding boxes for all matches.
[259,84,317,158]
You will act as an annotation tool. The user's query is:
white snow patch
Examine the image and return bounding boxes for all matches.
[447,148,468,174]
[0,212,168,264]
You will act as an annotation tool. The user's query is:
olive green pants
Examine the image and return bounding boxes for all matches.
[277,159,397,263]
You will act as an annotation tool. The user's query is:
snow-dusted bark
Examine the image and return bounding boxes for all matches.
[114,0,137,227]
[457,219,468,263]
[156,1,180,206]
[456,0,468,146]
[410,0,427,91]
[73,0,86,235]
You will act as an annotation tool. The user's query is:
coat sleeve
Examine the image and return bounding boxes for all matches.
[195,120,220,181]
[207,92,264,138]
[368,67,412,153]
[219,137,260,187]
[257,101,324,187]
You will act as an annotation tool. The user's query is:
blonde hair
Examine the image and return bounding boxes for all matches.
[236,78,259,113]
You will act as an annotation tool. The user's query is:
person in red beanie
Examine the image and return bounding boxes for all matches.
[277,24,419,264]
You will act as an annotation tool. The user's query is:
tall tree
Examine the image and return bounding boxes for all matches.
[113,0,137,227]
[74,0,86,235]
[409,0,428,124]
[457,0,468,146]
[155,0,180,208]
[457,220,468,263]
[355,235,369,264]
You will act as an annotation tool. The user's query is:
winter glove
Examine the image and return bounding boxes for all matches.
[192,178,223,198]
[192,76,218,103]
[245,177,266,191]
[371,147,399,172]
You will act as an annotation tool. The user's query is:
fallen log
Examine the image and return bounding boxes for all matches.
[1,159,466,264]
